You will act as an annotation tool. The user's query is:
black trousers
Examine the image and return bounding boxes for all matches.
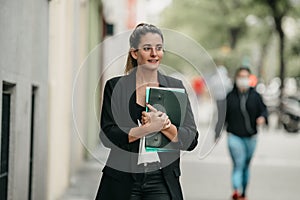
[130,169,171,200]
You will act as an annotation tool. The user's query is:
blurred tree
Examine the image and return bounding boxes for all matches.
[160,0,251,74]
[160,0,300,80]
[217,0,249,49]
[249,0,292,95]
[161,0,255,50]
[289,37,300,55]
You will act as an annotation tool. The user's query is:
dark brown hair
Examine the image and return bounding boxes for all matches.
[124,23,164,74]
[235,66,251,79]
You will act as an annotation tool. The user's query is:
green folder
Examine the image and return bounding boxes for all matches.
[145,87,187,152]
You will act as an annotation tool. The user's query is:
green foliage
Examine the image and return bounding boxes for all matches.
[161,0,229,49]
[160,0,300,80]
[288,36,300,55]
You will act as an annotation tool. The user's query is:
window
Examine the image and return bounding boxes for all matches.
[0,83,14,200]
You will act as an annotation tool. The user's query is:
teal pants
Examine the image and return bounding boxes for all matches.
[228,133,257,196]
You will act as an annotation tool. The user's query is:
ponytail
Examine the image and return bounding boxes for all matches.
[125,52,138,74]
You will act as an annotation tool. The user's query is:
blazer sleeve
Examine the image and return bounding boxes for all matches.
[176,81,199,151]
[99,79,131,150]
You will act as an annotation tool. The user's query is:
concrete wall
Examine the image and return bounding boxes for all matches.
[48,0,79,199]
[48,0,73,198]
[0,0,104,199]
[0,0,49,199]
[48,0,101,199]
[85,0,103,158]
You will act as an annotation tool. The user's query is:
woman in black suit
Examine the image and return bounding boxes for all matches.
[95,23,199,200]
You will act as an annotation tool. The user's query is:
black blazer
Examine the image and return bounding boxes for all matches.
[226,86,268,137]
[96,68,199,200]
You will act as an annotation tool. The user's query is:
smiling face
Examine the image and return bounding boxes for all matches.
[130,33,164,71]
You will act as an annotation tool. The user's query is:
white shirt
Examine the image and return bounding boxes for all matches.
[137,120,160,165]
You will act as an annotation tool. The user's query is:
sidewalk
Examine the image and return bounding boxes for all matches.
[58,161,102,200]
[59,128,300,200]
[181,128,300,200]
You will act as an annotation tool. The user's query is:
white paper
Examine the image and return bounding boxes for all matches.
[137,119,160,165]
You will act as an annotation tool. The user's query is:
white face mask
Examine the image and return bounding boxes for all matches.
[236,77,250,90]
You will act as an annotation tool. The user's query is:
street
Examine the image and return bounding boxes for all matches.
[181,127,300,200]
[60,127,300,200]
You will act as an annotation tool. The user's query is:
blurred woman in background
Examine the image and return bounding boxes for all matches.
[226,67,268,200]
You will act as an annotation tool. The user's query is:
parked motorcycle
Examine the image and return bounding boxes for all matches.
[281,95,300,133]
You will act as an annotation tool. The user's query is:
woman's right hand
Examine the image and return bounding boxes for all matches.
[142,104,169,133]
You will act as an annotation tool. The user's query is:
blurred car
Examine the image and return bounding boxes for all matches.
[281,95,300,133]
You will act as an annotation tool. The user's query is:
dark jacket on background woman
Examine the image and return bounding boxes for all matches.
[226,86,268,138]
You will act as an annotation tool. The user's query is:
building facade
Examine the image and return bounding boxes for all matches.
[0,0,49,199]
[48,0,104,199]
[0,0,171,199]
[0,0,102,199]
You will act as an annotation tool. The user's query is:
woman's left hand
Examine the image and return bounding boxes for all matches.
[256,116,265,125]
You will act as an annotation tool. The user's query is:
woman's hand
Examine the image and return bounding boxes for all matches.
[141,104,170,133]
[141,104,178,142]
[256,116,265,125]
[161,119,171,130]
[128,104,169,143]
[142,113,171,130]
